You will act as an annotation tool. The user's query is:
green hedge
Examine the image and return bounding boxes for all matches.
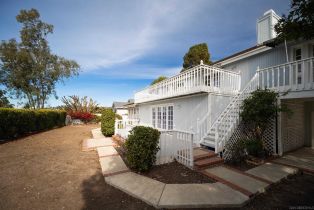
[0,108,66,140]
[125,126,160,172]
[101,108,115,137]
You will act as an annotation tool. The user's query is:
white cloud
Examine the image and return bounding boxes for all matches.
[49,0,204,72]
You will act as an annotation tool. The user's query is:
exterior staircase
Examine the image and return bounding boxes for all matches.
[199,73,259,153]
[193,148,224,170]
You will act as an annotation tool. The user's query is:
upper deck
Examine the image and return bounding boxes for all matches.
[134,62,241,104]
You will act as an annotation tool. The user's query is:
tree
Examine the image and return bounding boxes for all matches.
[0,9,79,109]
[0,90,13,108]
[181,43,211,72]
[151,76,167,85]
[61,95,98,113]
[274,0,314,44]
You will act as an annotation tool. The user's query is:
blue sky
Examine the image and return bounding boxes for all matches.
[0,0,290,107]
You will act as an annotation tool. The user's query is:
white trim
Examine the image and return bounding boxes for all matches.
[215,46,272,67]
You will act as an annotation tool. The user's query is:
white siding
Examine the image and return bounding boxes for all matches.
[138,94,208,132]
[223,46,287,89]
[137,93,233,133]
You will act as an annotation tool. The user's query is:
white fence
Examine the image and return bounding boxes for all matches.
[258,57,314,91]
[135,63,241,103]
[156,130,194,167]
[114,119,139,139]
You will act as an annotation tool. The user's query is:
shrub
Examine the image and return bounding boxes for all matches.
[225,138,247,164]
[0,108,66,140]
[125,126,160,172]
[244,139,264,157]
[70,111,95,122]
[101,108,115,137]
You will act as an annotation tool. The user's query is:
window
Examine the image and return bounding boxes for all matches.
[152,105,173,130]
[294,48,302,61]
[152,108,156,128]
[157,107,161,128]
[168,106,173,130]
[294,48,302,84]
[162,107,167,129]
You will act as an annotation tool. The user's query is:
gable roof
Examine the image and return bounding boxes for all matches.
[112,101,128,109]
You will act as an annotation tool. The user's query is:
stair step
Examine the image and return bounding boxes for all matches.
[193,148,217,161]
[194,157,224,169]
[201,141,215,148]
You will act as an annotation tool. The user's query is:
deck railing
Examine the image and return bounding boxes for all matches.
[114,119,140,139]
[135,63,241,103]
[156,130,194,167]
[257,57,314,91]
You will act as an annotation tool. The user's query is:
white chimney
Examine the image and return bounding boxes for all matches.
[257,9,281,45]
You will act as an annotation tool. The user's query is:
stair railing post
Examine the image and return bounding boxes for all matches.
[214,125,218,153]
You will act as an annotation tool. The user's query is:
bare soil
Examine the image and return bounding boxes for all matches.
[140,161,214,184]
[0,125,154,210]
[115,146,214,184]
[1,125,314,210]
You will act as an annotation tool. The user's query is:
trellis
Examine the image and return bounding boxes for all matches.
[223,117,277,161]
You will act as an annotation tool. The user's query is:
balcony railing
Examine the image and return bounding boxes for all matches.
[257,57,314,92]
[134,63,241,103]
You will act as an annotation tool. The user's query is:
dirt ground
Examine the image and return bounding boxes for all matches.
[1,125,314,210]
[0,125,154,210]
[140,161,214,184]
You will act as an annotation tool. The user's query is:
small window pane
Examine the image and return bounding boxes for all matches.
[152,108,156,128]
[168,106,173,130]
[157,107,161,128]
[162,107,167,129]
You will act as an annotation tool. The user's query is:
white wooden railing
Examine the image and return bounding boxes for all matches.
[196,111,211,145]
[114,119,140,139]
[156,130,194,167]
[203,74,259,153]
[258,57,314,91]
[135,62,241,103]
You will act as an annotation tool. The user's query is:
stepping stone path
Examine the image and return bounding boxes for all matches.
[158,183,248,208]
[83,128,301,209]
[105,172,165,207]
[271,148,314,174]
[204,166,270,196]
[246,162,298,183]
[99,155,129,176]
[97,146,118,157]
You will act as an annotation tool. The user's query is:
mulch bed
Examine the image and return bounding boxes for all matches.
[139,161,215,184]
[114,146,214,184]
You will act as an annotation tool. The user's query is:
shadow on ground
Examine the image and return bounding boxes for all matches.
[80,172,154,210]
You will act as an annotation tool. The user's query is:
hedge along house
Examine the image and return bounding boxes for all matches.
[115,9,314,167]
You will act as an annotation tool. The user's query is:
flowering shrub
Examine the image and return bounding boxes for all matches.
[70,111,95,122]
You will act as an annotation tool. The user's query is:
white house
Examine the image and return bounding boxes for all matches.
[115,9,314,166]
[112,101,129,120]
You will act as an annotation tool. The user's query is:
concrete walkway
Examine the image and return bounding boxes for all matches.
[85,129,250,208]
[271,147,314,174]
[83,128,300,209]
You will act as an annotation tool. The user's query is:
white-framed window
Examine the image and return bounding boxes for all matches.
[152,108,156,128]
[151,104,174,130]
[157,107,161,128]
[294,48,302,84]
[168,106,173,130]
[162,107,167,129]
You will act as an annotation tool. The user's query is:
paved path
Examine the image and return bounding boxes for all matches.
[246,162,298,183]
[87,129,250,208]
[86,129,303,209]
[272,148,314,174]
